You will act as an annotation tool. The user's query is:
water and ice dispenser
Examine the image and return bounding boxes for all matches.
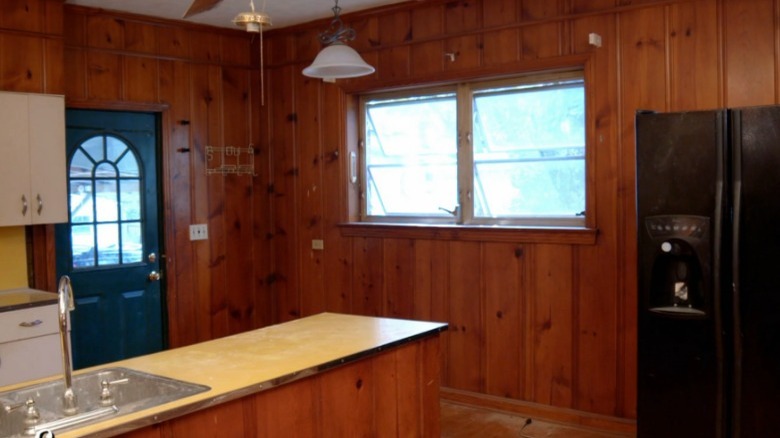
[644,215,709,317]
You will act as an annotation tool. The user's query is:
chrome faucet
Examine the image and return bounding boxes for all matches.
[57,275,78,415]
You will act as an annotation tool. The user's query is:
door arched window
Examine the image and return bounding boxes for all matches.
[68,134,143,268]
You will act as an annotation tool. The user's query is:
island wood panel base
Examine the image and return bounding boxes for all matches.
[116,336,441,437]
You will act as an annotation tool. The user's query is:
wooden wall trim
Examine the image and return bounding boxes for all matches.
[340,223,598,245]
[441,387,636,435]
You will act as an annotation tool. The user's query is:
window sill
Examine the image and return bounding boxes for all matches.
[339,222,598,245]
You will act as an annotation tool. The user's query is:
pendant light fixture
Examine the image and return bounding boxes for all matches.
[233,0,272,104]
[303,0,375,81]
[232,0,271,32]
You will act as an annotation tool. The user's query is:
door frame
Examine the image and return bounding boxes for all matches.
[30,101,175,344]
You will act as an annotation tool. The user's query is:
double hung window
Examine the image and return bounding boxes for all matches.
[359,70,587,227]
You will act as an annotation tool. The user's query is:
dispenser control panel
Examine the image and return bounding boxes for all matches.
[645,215,709,240]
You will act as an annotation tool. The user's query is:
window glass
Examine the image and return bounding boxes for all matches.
[364,93,458,216]
[472,81,585,219]
[68,134,144,268]
[359,71,587,226]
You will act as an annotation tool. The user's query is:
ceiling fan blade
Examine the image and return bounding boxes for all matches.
[183,0,223,18]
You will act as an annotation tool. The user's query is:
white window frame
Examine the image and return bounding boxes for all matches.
[358,69,588,228]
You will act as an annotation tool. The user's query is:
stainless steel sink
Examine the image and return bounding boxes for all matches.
[0,367,210,437]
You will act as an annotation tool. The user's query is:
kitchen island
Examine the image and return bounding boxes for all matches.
[1,312,447,437]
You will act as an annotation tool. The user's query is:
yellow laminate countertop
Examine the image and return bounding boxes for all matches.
[14,312,447,438]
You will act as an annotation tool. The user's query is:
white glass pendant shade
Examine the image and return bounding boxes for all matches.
[302,43,375,79]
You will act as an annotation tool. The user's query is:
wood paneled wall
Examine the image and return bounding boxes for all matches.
[60,5,274,346]
[259,0,780,427]
[8,0,780,430]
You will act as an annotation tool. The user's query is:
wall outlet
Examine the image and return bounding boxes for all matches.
[189,224,209,241]
[312,239,324,250]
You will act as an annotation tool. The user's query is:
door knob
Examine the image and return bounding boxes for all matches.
[148,271,161,281]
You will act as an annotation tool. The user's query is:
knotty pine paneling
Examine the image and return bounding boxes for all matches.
[222,67,256,335]
[259,0,780,428]
[353,237,384,316]
[58,6,272,345]
[14,0,780,430]
[123,55,158,102]
[0,0,46,33]
[668,0,720,111]
[383,238,415,318]
[268,65,299,322]
[484,242,523,399]
[320,83,353,315]
[447,241,483,392]
[159,59,196,348]
[723,0,776,106]
[529,244,573,408]
[296,72,327,317]
[484,0,519,27]
[0,34,45,92]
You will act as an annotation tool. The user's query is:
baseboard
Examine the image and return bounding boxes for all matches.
[440,387,636,436]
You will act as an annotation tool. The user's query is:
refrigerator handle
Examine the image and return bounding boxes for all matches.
[731,110,743,438]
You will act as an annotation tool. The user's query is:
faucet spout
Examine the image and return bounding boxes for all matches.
[57,275,78,416]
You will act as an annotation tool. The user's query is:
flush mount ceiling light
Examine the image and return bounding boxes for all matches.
[303,0,375,81]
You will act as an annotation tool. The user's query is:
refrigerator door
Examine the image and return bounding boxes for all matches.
[636,110,727,438]
[731,106,780,437]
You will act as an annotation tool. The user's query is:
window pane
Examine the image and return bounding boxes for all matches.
[70,149,93,177]
[365,93,458,216]
[106,136,128,162]
[95,180,118,222]
[122,222,143,263]
[71,224,95,268]
[69,180,93,223]
[81,136,104,162]
[473,81,585,218]
[120,180,141,220]
[368,164,457,215]
[97,223,120,266]
[96,162,117,178]
[117,153,139,177]
[474,159,585,217]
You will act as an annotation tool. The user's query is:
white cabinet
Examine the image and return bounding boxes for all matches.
[0,92,67,226]
[0,302,61,387]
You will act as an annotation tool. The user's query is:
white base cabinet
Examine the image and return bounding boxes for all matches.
[0,303,62,387]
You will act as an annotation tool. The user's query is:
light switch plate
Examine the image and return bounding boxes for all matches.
[312,239,324,250]
[189,224,208,241]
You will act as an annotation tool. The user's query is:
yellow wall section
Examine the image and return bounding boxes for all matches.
[0,227,28,289]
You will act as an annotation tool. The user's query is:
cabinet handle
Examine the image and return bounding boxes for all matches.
[36,194,43,215]
[19,319,43,328]
[21,194,28,216]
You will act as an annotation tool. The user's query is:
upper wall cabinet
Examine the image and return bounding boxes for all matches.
[0,92,66,226]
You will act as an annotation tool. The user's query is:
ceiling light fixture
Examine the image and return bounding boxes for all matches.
[303,0,375,82]
[233,0,272,105]
[232,0,271,33]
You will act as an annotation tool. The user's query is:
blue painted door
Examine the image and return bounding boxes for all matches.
[56,110,164,369]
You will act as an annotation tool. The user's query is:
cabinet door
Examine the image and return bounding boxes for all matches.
[29,94,67,224]
[0,93,31,226]
[0,334,61,387]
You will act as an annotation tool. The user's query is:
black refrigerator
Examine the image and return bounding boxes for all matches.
[636,106,780,437]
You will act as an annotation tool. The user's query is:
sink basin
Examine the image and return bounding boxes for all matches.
[0,367,210,437]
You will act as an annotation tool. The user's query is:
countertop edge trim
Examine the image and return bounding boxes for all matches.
[80,323,447,438]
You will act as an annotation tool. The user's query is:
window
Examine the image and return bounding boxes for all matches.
[68,134,144,268]
[360,70,587,227]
